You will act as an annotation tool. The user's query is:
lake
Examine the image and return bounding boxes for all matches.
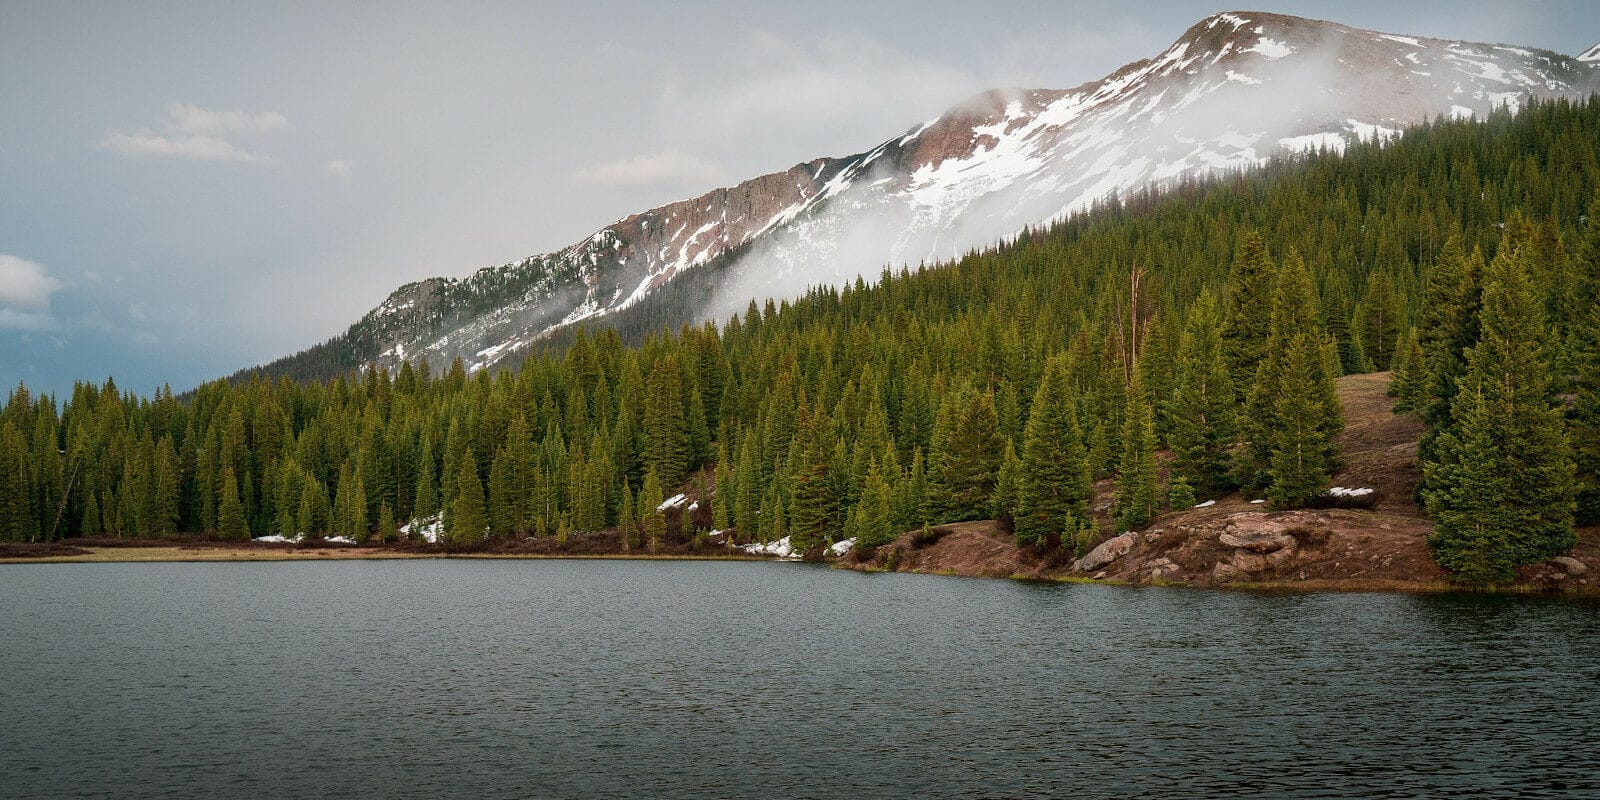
[2,560,1597,799]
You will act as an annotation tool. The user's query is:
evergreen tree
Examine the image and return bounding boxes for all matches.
[1567,197,1600,523]
[448,449,486,544]
[1265,334,1338,508]
[1387,329,1427,413]
[1016,358,1090,546]
[1239,249,1342,495]
[644,359,690,489]
[640,466,665,552]
[217,467,249,540]
[733,434,760,541]
[414,439,438,521]
[1114,374,1159,530]
[1360,270,1403,370]
[848,459,895,548]
[1166,291,1237,497]
[1221,231,1275,390]
[1424,243,1576,576]
[928,390,1003,522]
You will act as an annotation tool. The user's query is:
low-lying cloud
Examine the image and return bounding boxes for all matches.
[0,254,62,330]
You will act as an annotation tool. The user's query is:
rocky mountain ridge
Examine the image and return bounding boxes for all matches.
[284,11,1600,377]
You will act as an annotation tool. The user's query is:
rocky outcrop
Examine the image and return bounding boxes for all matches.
[1074,532,1139,572]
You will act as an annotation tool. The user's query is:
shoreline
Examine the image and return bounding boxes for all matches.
[7,543,1597,598]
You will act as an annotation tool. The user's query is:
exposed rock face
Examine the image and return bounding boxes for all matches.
[1074,532,1140,572]
[272,12,1599,379]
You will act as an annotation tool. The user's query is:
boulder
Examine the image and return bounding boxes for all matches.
[1074,532,1139,572]
[1551,556,1588,576]
[1212,563,1240,583]
[1219,530,1295,553]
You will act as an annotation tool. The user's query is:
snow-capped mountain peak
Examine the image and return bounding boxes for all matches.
[306,11,1598,377]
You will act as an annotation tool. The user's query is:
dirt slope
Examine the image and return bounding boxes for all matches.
[848,373,1599,593]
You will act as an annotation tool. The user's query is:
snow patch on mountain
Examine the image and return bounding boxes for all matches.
[314,11,1598,378]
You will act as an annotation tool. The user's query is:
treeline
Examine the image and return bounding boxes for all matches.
[1,97,1597,586]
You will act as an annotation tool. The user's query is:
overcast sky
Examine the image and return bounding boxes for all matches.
[3,0,1596,396]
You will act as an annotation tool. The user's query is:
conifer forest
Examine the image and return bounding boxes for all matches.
[4,98,1599,586]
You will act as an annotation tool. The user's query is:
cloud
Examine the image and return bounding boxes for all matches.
[652,32,986,159]
[0,254,62,330]
[576,149,725,188]
[99,131,278,163]
[162,102,289,135]
[324,158,354,176]
[99,103,288,164]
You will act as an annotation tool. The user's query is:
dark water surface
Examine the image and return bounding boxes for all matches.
[3,560,1598,799]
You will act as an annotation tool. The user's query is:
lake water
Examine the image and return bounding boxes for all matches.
[2,560,1597,799]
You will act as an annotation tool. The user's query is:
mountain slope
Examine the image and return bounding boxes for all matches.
[268,10,1600,377]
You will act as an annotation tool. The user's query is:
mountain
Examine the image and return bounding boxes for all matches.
[262,10,1600,378]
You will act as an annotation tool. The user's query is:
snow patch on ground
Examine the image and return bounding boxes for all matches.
[1246,37,1294,59]
[741,536,802,560]
[1193,500,1216,508]
[1326,487,1375,497]
[1278,131,1346,153]
[252,534,357,544]
[828,538,856,557]
[658,493,688,511]
[401,513,443,543]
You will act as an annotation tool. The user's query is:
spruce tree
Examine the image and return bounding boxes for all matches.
[928,390,1003,522]
[1221,231,1275,390]
[448,450,486,544]
[1113,374,1159,530]
[1265,334,1337,508]
[1567,197,1600,523]
[414,439,438,522]
[1239,249,1341,495]
[217,467,249,540]
[1016,358,1090,546]
[849,459,895,548]
[644,359,690,489]
[640,466,666,552]
[1424,243,1575,577]
[1166,291,1237,498]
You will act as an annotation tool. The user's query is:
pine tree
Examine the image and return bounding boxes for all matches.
[414,439,438,522]
[1387,329,1427,413]
[489,443,516,536]
[1239,249,1341,495]
[849,459,895,548]
[712,442,733,533]
[1424,242,1575,577]
[448,450,486,544]
[787,406,840,553]
[1166,291,1237,497]
[376,503,396,543]
[640,466,665,552]
[1265,334,1337,508]
[217,467,249,540]
[1567,197,1600,523]
[1221,231,1275,390]
[733,434,760,541]
[1016,358,1090,546]
[1360,270,1403,370]
[928,390,1003,522]
[1423,386,1521,585]
[993,440,1021,525]
[1113,374,1159,530]
[644,359,690,489]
